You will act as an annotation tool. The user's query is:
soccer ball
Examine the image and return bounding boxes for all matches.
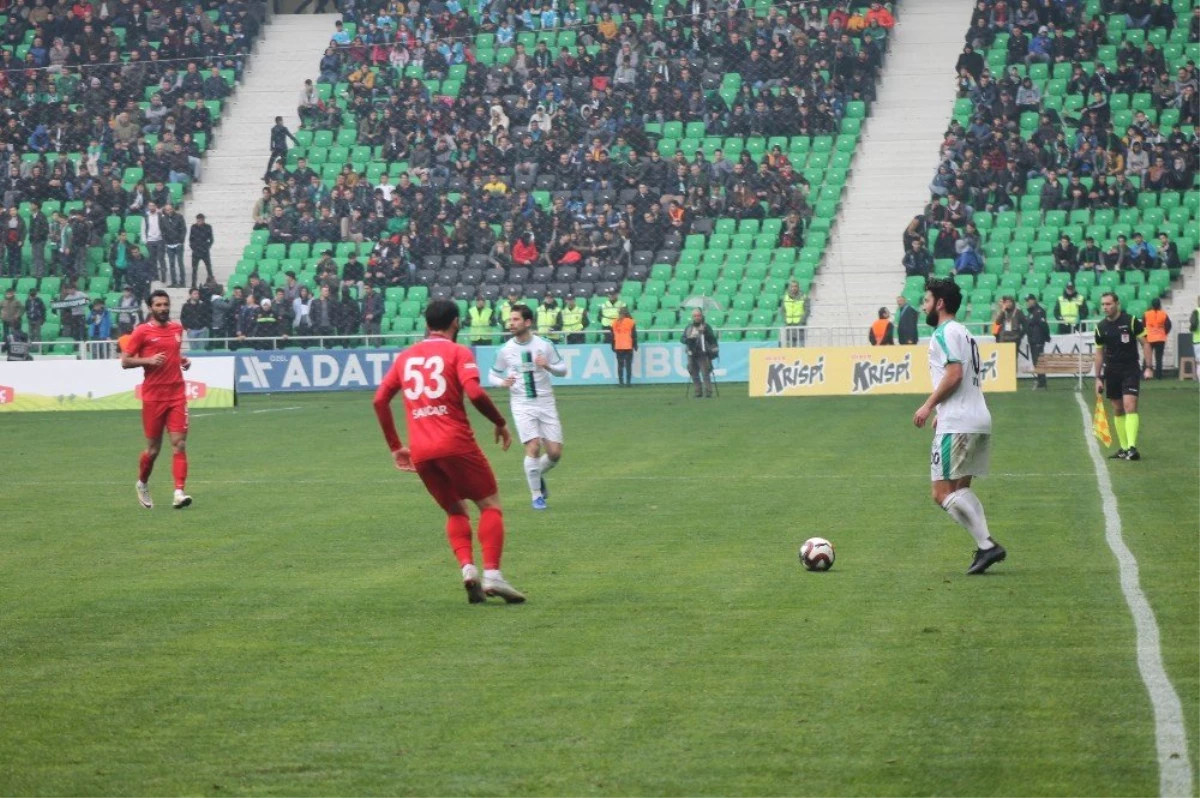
[799,537,835,572]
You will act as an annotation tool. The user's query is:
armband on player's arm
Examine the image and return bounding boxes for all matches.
[464,378,507,427]
[372,380,404,452]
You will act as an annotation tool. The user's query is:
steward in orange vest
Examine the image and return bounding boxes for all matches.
[869,308,894,346]
[611,308,637,386]
[1143,299,1172,379]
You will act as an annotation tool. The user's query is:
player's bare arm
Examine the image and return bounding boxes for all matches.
[914,362,962,428]
[181,357,191,371]
[1094,346,1105,393]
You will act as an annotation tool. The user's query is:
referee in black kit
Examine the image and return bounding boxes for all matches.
[1093,291,1153,461]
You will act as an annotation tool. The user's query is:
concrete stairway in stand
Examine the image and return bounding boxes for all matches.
[805,0,974,342]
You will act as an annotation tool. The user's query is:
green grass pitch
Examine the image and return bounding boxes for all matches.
[1,382,1196,796]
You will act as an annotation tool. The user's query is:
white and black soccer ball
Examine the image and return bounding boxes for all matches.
[799,537,835,572]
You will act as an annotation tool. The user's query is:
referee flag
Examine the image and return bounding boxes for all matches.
[1093,394,1112,446]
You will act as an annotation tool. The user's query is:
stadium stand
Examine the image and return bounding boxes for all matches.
[221,0,901,347]
[0,0,266,352]
[901,0,1198,338]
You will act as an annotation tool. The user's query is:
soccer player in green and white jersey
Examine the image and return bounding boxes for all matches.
[913,278,1007,575]
[489,304,568,510]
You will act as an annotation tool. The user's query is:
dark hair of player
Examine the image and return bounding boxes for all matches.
[510,304,535,322]
[925,278,963,315]
[146,289,171,308]
[1100,290,1119,304]
[424,299,460,331]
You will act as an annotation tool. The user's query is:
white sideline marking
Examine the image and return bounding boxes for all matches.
[1074,393,1194,798]
[191,406,301,419]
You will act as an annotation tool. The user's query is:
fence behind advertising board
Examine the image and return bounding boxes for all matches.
[748,344,1017,397]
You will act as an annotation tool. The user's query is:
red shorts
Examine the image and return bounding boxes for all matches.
[415,448,498,514]
[142,399,189,440]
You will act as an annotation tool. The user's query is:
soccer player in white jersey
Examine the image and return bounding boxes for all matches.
[489,304,568,510]
[912,278,1007,574]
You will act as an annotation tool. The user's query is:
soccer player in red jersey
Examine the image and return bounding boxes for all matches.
[373,299,526,604]
[121,290,193,510]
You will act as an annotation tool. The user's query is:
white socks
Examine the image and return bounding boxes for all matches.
[484,569,502,581]
[941,488,995,549]
[524,456,542,497]
[538,454,558,473]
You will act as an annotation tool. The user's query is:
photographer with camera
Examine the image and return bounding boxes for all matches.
[682,309,719,398]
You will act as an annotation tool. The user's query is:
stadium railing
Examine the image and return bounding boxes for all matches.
[29,323,1021,358]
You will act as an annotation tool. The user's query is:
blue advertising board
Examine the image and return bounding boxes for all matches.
[229,342,774,394]
[474,341,772,386]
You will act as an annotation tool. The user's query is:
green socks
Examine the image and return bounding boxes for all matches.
[1125,413,1139,448]
[1114,414,1129,449]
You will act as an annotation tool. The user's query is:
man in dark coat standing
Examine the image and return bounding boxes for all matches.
[895,294,919,344]
[1025,294,1051,389]
[189,213,214,289]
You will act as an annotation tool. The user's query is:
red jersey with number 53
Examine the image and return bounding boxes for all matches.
[125,320,186,403]
[378,335,483,463]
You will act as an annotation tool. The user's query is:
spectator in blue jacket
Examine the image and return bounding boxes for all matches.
[1025,26,1052,66]
[1128,232,1158,270]
[88,298,113,358]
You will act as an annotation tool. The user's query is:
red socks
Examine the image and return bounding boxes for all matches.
[445,514,474,567]
[172,452,188,491]
[139,451,188,490]
[478,508,505,571]
[138,451,154,483]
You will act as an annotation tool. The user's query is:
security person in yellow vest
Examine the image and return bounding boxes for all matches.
[467,295,498,344]
[1054,282,1088,334]
[780,279,807,347]
[497,289,521,340]
[559,294,589,344]
[596,287,627,345]
[537,292,561,342]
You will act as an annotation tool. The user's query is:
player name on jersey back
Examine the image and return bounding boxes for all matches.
[380,336,482,462]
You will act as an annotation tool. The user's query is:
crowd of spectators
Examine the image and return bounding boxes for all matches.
[902,0,1198,297]
[240,0,897,317]
[0,0,268,347]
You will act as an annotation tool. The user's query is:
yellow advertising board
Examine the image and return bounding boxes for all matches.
[749,344,1017,397]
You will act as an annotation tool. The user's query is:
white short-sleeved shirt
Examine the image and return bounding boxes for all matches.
[491,335,563,404]
[928,320,992,434]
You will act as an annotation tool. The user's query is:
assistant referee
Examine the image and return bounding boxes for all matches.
[1093,291,1152,461]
